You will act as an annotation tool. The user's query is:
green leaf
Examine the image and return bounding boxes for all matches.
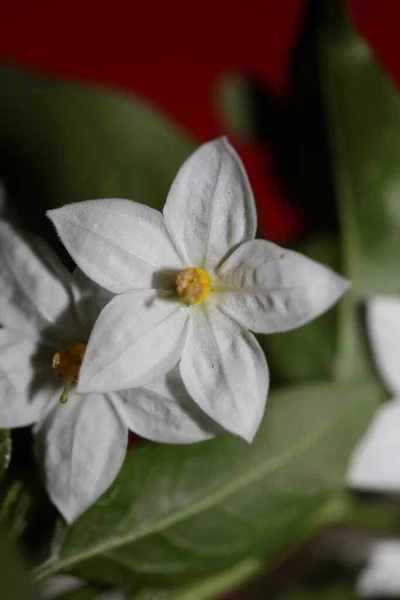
[0,64,195,213]
[0,479,32,541]
[279,583,357,600]
[258,236,340,384]
[0,528,39,600]
[320,2,400,296]
[0,429,11,481]
[33,380,380,586]
[317,0,400,382]
[217,74,257,141]
[47,583,106,600]
[129,557,263,600]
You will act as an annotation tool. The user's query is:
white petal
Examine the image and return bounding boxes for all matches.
[48,199,184,294]
[367,297,400,394]
[116,366,222,444]
[0,329,57,427]
[217,239,350,334]
[163,138,257,270]
[78,290,189,393]
[0,222,81,343]
[180,308,268,442]
[34,390,128,523]
[357,539,400,598]
[347,399,400,492]
[40,576,84,600]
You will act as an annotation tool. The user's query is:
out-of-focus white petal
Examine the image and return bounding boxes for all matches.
[367,297,400,394]
[347,399,400,492]
[180,307,268,442]
[0,329,57,427]
[48,199,184,294]
[217,239,350,334]
[40,575,85,600]
[357,539,400,598]
[0,222,81,343]
[116,366,222,443]
[163,138,257,270]
[34,391,128,523]
[78,291,189,393]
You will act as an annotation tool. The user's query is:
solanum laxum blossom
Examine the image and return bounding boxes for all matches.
[348,297,400,491]
[0,222,220,522]
[49,137,350,442]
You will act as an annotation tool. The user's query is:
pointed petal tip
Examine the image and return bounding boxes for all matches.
[219,135,230,148]
[240,429,256,444]
[336,274,351,298]
[46,207,59,222]
[341,275,351,292]
[59,504,81,525]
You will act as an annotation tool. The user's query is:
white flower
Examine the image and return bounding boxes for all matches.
[345,300,400,596]
[0,222,219,522]
[356,539,400,598]
[348,297,400,491]
[48,137,349,442]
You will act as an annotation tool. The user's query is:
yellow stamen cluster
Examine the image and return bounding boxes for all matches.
[176,267,211,304]
[52,343,86,404]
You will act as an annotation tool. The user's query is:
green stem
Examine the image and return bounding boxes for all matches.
[59,378,74,404]
[319,3,360,382]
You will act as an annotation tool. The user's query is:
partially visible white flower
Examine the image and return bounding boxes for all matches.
[40,575,84,600]
[40,576,127,600]
[345,301,400,596]
[0,223,219,522]
[357,539,400,598]
[48,137,349,442]
[347,298,400,491]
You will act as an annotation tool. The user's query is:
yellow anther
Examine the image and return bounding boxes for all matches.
[52,343,87,383]
[176,267,211,304]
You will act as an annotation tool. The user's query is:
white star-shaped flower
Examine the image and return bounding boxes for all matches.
[348,297,400,491]
[48,137,349,442]
[0,222,219,522]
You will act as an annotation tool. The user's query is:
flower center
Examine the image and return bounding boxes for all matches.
[176,267,211,304]
[52,342,86,404]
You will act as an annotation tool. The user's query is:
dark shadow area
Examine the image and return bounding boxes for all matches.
[0,157,75,272]
[239,0,338,239]
[0,427,59,566]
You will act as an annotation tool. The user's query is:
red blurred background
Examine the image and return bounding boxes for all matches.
[0,0,396,240]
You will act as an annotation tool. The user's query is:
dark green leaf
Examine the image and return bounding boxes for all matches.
[217,74,257,141]
[0,528,39,600]
[317,0,400,382]
[0,429,11,481]
[33,380,380,586]
[0,479,32,541]
[279,583,357,600]
[320,1,400,296]
[0,64,195,214]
